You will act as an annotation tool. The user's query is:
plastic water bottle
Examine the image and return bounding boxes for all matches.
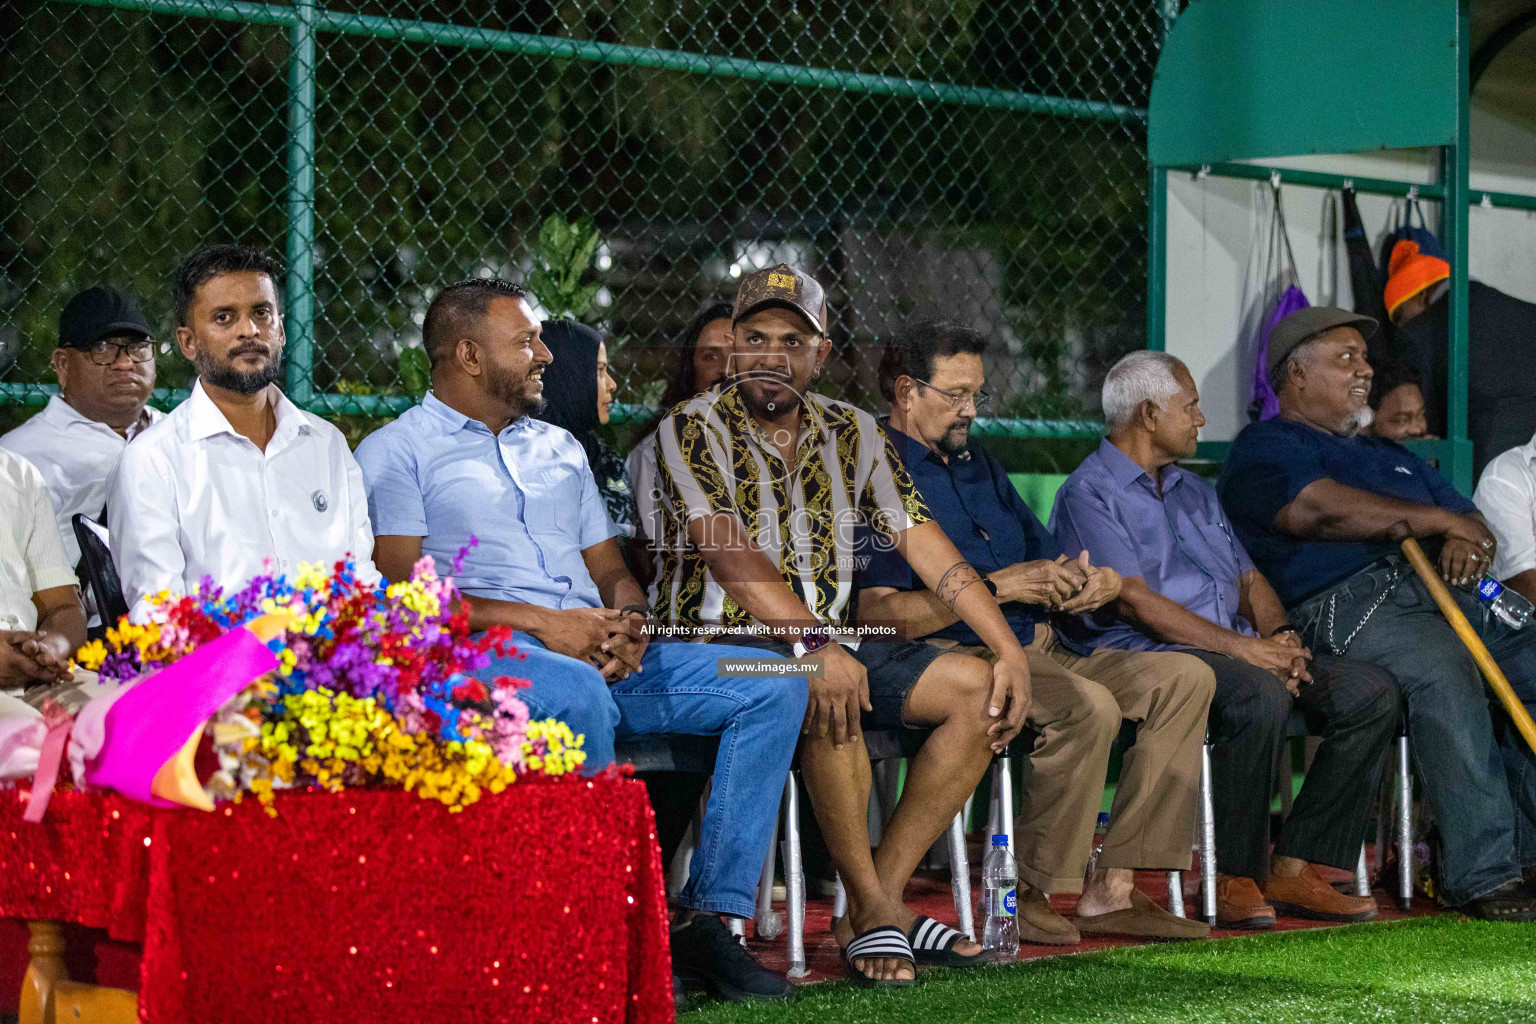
[982,834,1018,960]
[1083,811,1111,882]
[1475,575,1533,630]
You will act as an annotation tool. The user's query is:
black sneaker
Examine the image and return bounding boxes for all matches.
[1460,879,1536,922]
[670,914,793,1002]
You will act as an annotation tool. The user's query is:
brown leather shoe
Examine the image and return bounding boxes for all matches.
[1016,885,1080,946]
[1263,864,1378,922]
[1075,888,1210,940]
[1215,874,1276,930]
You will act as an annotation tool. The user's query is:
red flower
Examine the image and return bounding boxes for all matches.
[452,679,489,704]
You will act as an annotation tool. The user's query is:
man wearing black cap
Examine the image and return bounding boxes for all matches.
[0,286,162,571]
[1218,305,1536,922]
[650,264,1034,985]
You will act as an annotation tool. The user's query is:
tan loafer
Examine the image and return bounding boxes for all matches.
[1016,885,1080,946]
[1074,888,1210,940]
[1215,874,1276,930]
[1263,864,1378,922]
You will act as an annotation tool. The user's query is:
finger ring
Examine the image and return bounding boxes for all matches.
[1482,539,1494,550]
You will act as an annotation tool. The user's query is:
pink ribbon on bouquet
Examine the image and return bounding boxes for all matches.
[23,699,74,823]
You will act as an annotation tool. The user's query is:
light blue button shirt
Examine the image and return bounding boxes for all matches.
[355,392,619,610]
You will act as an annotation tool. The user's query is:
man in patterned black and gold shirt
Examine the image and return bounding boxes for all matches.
[643,265,1034,985]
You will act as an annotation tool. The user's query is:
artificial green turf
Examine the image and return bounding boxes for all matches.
[679,917,1536,1023]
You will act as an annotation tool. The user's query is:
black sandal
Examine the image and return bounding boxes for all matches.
[906,915,987,968]
[842,925,919,988]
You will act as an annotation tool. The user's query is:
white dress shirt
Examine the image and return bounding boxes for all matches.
[626,430,661,544]
[0,449,78,631]
[0,395,162,568]
[106,380,379,611]
[1475,433,1536,582]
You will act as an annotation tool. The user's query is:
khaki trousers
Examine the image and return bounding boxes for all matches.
[938,626,1214,894]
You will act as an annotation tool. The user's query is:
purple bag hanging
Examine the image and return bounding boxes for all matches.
[1250,284,1309,420]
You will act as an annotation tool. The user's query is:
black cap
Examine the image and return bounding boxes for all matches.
[1266,306,1378,378]
[58,286,152,350]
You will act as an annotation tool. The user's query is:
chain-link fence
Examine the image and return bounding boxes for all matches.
[3,0,1171,435]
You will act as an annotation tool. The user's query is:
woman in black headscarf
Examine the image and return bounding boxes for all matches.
[534,319,633,536]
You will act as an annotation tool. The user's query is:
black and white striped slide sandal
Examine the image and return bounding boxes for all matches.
[907,915,987,968]
[841,925,919,988]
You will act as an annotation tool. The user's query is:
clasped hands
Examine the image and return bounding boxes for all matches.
[988,550,1122,615]
[1231,630,1311,695]
[538,607,649,682]
[0,629,75,689]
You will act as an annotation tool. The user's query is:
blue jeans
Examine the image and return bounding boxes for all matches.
[1294,559,1536,905]
[482,632,808,919]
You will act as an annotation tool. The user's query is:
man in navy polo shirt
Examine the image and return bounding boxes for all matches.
[858,319,1215,944]
[1218,305,1536,922]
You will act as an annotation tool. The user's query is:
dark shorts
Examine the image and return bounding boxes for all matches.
[706,633,945,729]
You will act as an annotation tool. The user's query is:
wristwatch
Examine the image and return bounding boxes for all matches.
[793,628,832,659]
[1269,624,1299,639]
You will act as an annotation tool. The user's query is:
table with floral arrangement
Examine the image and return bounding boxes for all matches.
[0,552,672,1024]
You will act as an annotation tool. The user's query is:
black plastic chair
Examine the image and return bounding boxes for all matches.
[71,514,129,630]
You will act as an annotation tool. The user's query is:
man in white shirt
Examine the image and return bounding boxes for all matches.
[0,448,87,692]
[107,244,378,611]
[1,286,163,569]
[1475,433,1536,605]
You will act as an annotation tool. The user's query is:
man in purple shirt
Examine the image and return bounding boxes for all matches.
[1053,351,1399,929]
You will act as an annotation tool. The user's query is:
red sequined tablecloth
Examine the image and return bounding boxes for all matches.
[0,779,673,1024]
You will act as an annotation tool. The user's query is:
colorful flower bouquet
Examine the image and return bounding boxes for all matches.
[73,546,585,814]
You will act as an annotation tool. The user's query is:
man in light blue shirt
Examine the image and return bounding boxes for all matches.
[356,279,805,1002]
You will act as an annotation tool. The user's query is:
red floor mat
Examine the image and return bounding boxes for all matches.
[747,847,1440,984]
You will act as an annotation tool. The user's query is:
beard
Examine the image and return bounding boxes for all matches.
[1339,406,1374,436]
[195,345,282,396]
[737,370,800,420]
[933,419,972,457]
[485,358,545,418]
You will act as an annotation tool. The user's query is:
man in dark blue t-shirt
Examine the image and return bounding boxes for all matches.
[856,319,1215,944]
[1219,306,1536,921]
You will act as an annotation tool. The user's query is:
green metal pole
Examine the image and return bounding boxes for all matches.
[1147,166,1168,351]
[1443,0,1472,494]
[59,0,1147,125]
[284,0,317,405]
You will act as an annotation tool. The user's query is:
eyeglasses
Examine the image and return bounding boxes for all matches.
[82,338,155,366]
[911,376,990,414]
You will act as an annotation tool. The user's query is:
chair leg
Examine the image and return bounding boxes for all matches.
[1199,741,1218,925]
[754,800,783,941]
[1355,843,1371,897]
[781,772,808,978]
[1167,871,1186,918]
[1397,733,1413,909]
[986,765,1001,837]
[995,755,1015,858]
[948,812,975,941]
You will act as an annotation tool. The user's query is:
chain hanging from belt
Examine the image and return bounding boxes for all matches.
[1319,563,1409,656]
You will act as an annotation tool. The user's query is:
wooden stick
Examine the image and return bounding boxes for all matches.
[1401,538,1536,758]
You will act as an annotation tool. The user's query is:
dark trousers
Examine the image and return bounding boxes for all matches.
[1294,561,1536,905]
[1190,650,1400,884]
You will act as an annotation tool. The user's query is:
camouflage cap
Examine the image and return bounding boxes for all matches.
[732,264,827,335]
